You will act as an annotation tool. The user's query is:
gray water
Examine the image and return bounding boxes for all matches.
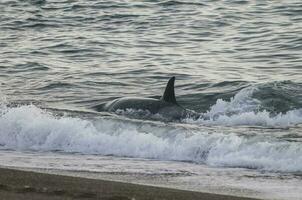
[1,1,302,199]
[1,0,302,109]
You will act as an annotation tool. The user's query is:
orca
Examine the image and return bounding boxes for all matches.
[94,77,200,120]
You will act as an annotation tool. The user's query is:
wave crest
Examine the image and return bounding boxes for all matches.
[185,86,302,127]
[0,104,302,172]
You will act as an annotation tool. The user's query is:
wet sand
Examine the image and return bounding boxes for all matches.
[0,168,261,200]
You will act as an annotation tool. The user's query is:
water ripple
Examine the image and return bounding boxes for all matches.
[0,0,301,110]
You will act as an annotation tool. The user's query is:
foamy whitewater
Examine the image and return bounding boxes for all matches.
[1,86,302,173]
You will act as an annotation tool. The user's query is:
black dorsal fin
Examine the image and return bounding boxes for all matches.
[160,76,177,104]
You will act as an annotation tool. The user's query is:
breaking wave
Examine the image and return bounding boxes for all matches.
[0,103,301,173]
[185,85,302,127]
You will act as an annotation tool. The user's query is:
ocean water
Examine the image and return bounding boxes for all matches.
[1,0,302,199]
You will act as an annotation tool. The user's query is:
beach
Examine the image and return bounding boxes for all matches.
[0,168,260,200]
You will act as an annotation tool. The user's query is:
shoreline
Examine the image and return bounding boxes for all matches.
[0,167,262,200]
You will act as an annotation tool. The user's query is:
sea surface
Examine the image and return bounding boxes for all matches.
[1,0,302,199]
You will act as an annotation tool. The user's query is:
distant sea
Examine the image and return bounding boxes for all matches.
[0,1,302,199]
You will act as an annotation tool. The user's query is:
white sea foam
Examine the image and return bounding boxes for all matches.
[0,104,301,172]
[185,86,302,127]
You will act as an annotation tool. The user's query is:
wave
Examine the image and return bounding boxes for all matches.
[184,84,302,127]
[0,104,301,173]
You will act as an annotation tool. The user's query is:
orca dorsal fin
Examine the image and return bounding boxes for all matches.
[161,76,177,104]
